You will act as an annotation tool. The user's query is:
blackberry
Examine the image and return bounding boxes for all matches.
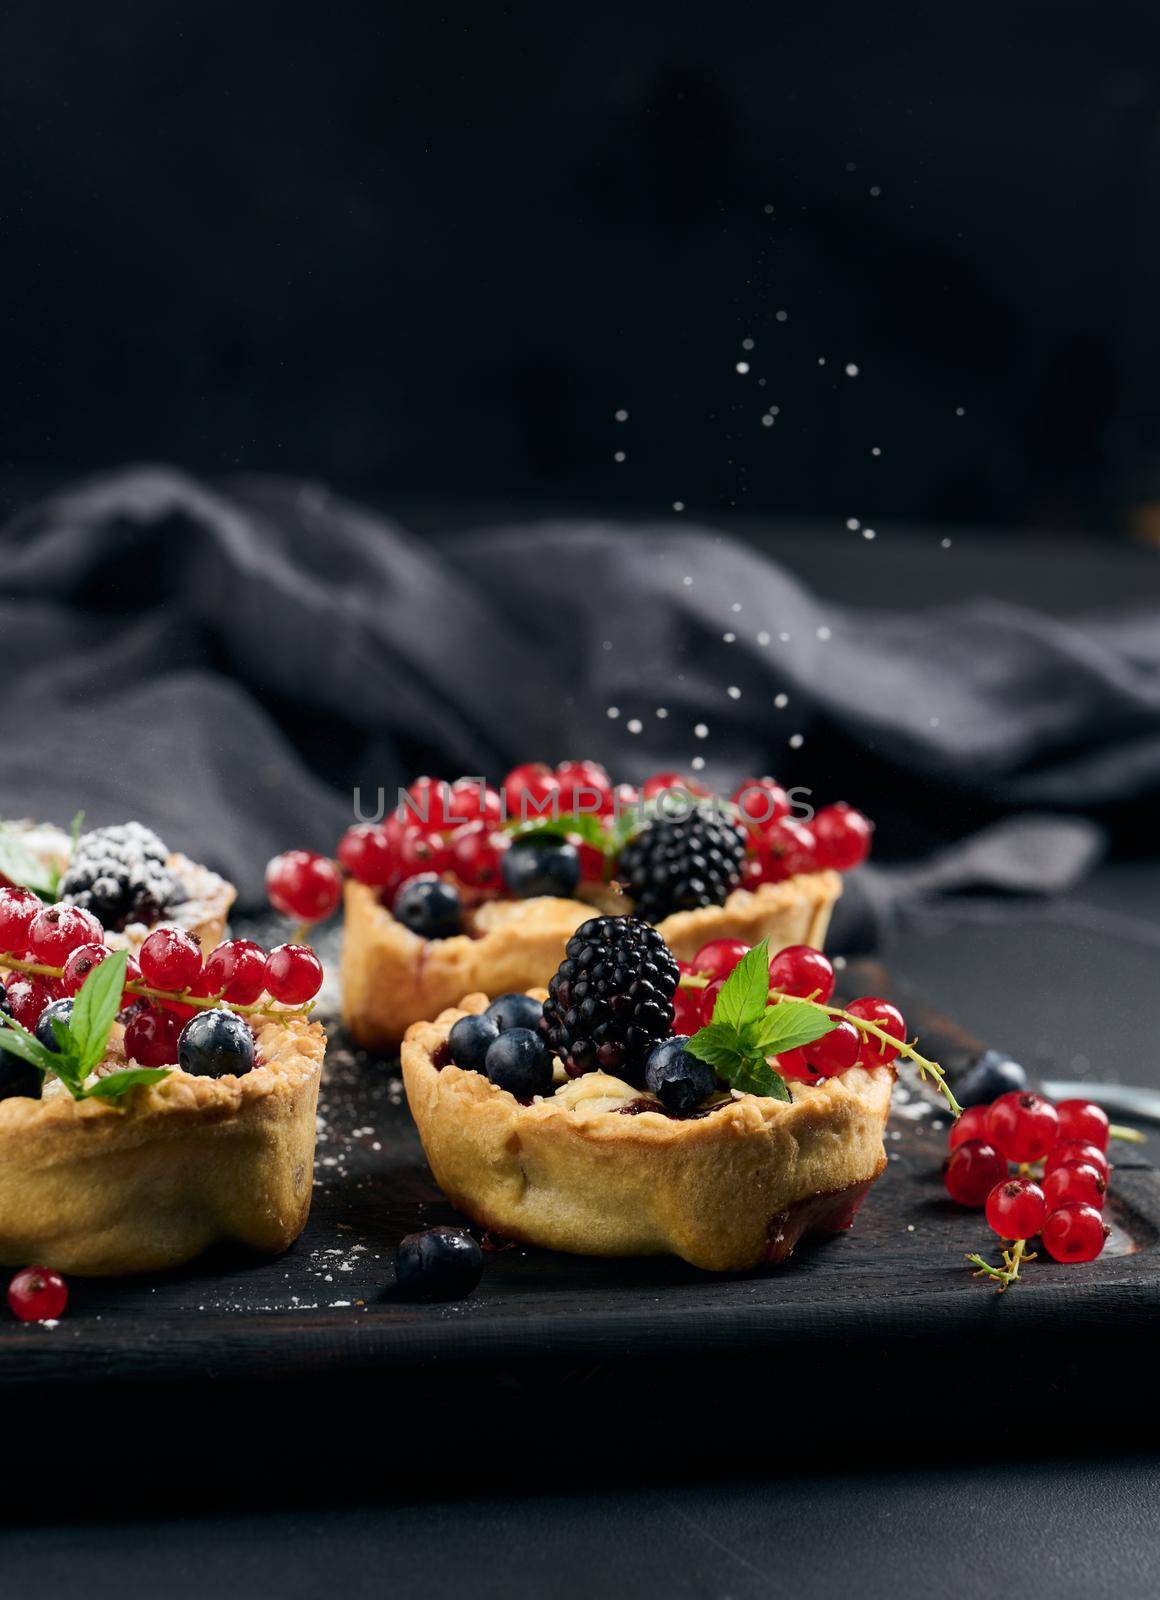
[616,811,747,924]
[542,915,680,1084]
[60,822,184,932]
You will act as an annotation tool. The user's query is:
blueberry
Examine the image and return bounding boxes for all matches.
[395,1226,483,1301]
[34,998,74,1053]
[484,1028,554,1098]
[392,874,462,940]
[448,1013,500,1073]
[955,1048,1027,1108]
[485,992,545,1033]
[0,1054,41,1102]
[501,837,581,900]
[644,1035,716,1113]
[177,1008,255,1078]
[0,982,8,1018]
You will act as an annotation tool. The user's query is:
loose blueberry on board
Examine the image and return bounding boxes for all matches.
[644,1036,716,1114]
[395,1226,484,1301]
[448,1013,501,1073]
[484,1028,554,1099]
[177,1009,255,1079]
[500,837,582,900]
[34,997,75,1053]
[484,992,544,1034]
[7,1265,69,1322]
[392,875,463,939]
[954,1048,1027,1107]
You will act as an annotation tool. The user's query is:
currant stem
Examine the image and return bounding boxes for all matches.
[0,953,315,1023]
[968,1236,1036,1293]
[1109,1124,1146,1145]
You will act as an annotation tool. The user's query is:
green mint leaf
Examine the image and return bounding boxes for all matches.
[81,1067,171,1101]
[752,1000,836,1057]
[728,1057,792,1101]
[505,811,611,851]
[70,948,129,1077]
[685,1021,749,1075]
[0,826,56,899]
[710,939,771,1033]
[0,1013,59,1077]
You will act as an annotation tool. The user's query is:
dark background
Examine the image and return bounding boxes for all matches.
[4,1,1160,533]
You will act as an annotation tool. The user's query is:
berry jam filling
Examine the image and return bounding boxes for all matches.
[324,763,873,939]
[617,1096,728,1121]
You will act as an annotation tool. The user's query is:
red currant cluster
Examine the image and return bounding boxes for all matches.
[675,939,913,1084]
[0,887,323,1070]
[944,1090,1114,1288]
[311,761,872,906]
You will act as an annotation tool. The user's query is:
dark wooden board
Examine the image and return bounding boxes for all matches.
[2,960,1157,1406]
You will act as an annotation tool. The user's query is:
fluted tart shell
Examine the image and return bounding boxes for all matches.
[401,991,891,1272]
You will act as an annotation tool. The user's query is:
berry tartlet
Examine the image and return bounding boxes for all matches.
[0,820,327,1276]
[336,764,863,1048]
[400,921,916,1273]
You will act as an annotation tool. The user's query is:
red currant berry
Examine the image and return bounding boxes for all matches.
[204,939,268,1005]
[0,887,43,954]
[732,777,791,828]
[573,838,607,885]
[984,1091,1059,1164]
[985,1177,1047,1240]
[502,763,560,824]
[61,942,108,996]
[768,944,835,1003]
[949,1104,991,1150]
[846,996,906,1066]
[944,1140,1009,1206]
[775,1047,814,1082]
[5,975,60,1030]
[813,803,874,871]
[139,927,203,992]
[1055,1098,1110,1152]
[1043,1160,1107,1212]
[401,776,451,832]
[337,824,399,888]
[740,857,765,891]
[556,760,613,813]
[691,939,750,982]
[806,1019,861,1078]
[264,943,324,1005]
[1042,1202,1109,1264]
[396,825,452,879]
[124,1005,181,1067]
[7,1265,68,1322]
[756,817,818,881]
[698,978,726,1027]
[159,969,219,1022]
[449,822,506,890]
[265,850,342,923]
[436,780,503,830]
[672,987,703,1035]
[28,903,103,964]
[642,770,708,801]
[1044,1140,1110,1183]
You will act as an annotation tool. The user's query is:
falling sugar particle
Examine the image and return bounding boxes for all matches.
[774,692,789,708]
[656,707,668,719]
[757,630,770,646]
[613,450,626,462]
[682,574,693,586]
[602,640,613,651]
[763,203,774,214]
[789,733,804,749]
[778,631,790,642]
[606,706,620,719]
[870,185,881,196]
[731,602,742,613]
[626,718,643,734]
[871,446,882,456]
[694,723,709,739]
[846,517,860,530]
[761,415,774,427]
[691,755,706,770]
[863,527,877,540]
[844,363,859,377]
[955,407,965,417]
[727,686,741,700]
[929,716,940,728]
[673,501,685,512]
[941,537,953,549]
[817,626,832,641]
[723,631,736,643]
[615,409,628,422]
[735,361,750,375]
[818,356,827,365]
[742,337,755,350]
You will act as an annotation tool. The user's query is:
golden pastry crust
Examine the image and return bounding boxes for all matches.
[401,993,891,1272]
[0,1016,325,1276]
[343,869,841,1048]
